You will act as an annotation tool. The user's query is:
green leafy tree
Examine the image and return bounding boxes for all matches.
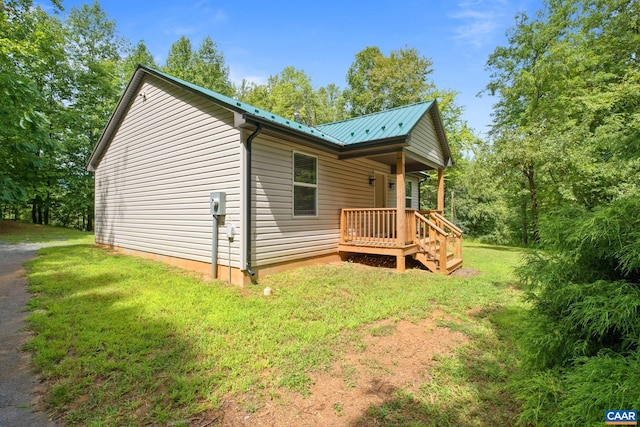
[192,36,233,96]
[344,46,435,116]
[163,36,233,96]
[487,0,640,424]
[60,1,123,230]
[241,66,318,125]
[444,135,515,243]
[120,39,157,83]
[163,36,193,79]
[24,7,71,225]
[314,83,346,124]
[0,1,61,208]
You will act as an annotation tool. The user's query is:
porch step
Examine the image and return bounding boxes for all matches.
[446,257,463,273]
[413,252,463,275]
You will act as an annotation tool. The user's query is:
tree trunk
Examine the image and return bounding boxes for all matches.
[32,200,37,224]
[520,179,528,245]
[524,164,539,243]
[44,192,50,225]
[86,207,93,232]
[31,196,44,224]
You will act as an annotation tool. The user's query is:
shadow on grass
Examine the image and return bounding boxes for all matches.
[352,393,480,426]
[24,244,217,426]
[467,243,525,253]
[351,303,526,426]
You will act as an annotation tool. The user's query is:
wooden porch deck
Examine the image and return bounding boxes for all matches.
[339,208,463,274]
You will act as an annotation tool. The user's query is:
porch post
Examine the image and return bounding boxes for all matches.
[437,168,444,212]
[396,151,406,273]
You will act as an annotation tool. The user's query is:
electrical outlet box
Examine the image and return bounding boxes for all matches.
[210,192,226,215]
[226,224,236,241]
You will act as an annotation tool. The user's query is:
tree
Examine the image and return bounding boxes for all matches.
[0,1,62,208]
[23,7,71,225]
[344,46,435,116]
[314,84,346,124]
[238,66,350,126]
[61,1,123,230]
[240,66,323,125]
[486,0,640,424]
[120,39,157,83]
[485,5,576,244]
[163,36,193,80]
[192,36,233,96]
[163,36,233,96]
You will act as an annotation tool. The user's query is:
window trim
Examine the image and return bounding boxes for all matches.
[292,151,318,217]
[405,179,413,209]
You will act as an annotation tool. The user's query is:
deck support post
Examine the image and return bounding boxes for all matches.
[437,168,445,212]
[396,151,406,273]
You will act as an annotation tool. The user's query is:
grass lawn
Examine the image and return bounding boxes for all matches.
[0,220,94,244]
[18,224,527,426]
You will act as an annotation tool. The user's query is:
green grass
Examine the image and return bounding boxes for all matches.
[0,220,93,244]
[18,222,526,425]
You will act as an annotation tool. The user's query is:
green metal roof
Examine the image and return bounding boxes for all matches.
[146,67,343,144]
[316,101,434,145]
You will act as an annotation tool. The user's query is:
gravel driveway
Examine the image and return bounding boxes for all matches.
[0,243,59,427]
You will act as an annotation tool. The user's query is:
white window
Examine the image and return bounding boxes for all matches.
[293,152,317,216]
[405,180,413,208]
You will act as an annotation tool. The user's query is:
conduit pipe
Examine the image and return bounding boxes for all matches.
[211,214,218,278]
[244,123,262,277]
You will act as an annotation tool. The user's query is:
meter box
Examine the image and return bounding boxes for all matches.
[210,192,226,215]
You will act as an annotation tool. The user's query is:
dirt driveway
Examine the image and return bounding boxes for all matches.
[0,243,58,427]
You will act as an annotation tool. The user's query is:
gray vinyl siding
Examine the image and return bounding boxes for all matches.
[94,75,243,267]
[406,113,445,168]
[251,134,391,266]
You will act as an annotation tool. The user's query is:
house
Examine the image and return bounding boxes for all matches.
[87,65,462,286]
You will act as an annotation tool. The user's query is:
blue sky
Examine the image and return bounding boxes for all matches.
[58,0,544,136]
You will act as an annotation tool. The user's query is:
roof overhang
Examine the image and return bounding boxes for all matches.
[337,136,408,160]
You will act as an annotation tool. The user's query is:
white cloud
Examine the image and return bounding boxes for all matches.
[163,26,198,36]
[189,1,227,24]
[229,69,267,87]
[213,9,228,23]
[450,0,509,48]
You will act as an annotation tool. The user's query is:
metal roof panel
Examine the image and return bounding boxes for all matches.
[316,101,434,144]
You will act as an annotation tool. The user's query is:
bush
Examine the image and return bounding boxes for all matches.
[514,193,640,425]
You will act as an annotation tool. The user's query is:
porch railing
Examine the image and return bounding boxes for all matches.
[424,210,463,260]
[340,208,463,274]
[340,208,415,246]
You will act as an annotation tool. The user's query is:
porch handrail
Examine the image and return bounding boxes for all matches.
[428,211,463,260]
[430,211,463,236]
[415,212,447,237]
[414,211,449,273]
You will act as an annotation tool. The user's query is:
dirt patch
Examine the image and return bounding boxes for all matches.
[451,267,481,278]
[208,312,468,426]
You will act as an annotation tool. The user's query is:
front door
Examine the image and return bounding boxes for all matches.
[374,172,387,208]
